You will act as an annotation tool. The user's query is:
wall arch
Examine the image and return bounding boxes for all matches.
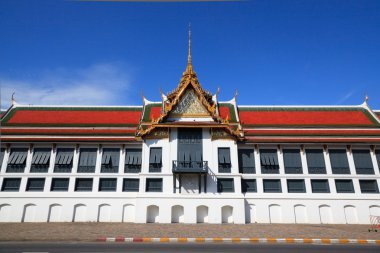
[344,205,358,224]
[294,204,307,224]
[269,204,282,223]
[196,205,208,223]
[22,204,37,222]
[0,204,11,222]
[122,204,135,222]
[221,205,233,224]
[48,204,62,222]
[73,204,87,222]
[147,205,159,223]
[245,203,256,223]
[98,204,111,222]
[369,205,380,216]
[171,205,184,223]
[319,205,333,224]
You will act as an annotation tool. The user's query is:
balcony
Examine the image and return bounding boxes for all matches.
[172,161,208,174]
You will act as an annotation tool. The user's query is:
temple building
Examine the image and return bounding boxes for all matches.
[1,33,380,224]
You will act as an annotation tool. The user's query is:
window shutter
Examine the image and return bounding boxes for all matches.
[32,148,51,165]
[283,149,302,174]
[306,149,326,174]
[352,150,374,174]
[0,148,4,166]
[329,149,350,174]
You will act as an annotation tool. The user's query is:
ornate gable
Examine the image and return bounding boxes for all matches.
[169,89,209,117]
[136,29,244,141]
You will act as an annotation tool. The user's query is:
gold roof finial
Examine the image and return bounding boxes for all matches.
[188,23,192,65]
[184,23,194,75]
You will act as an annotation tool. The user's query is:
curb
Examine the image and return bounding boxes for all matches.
[96,237,380,245]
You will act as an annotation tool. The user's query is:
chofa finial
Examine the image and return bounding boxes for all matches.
[11,92,16,105]
[365,94,369,103]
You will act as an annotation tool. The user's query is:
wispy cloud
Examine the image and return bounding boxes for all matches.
[0,63,136,109]
[335,90,355,105]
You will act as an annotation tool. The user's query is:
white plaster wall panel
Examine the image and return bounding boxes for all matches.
[73,204,87,222]
[196,205,208,223]
[0,204,11,222]
[98,204,111,222]
[294,204,308,224]
[122,204,135,222]
[171,205,184,223]
[269,204,282,223]
[48,204,62,222]
[221,205,233,223]
[319,205,333,224]
[147,205,159,223]
[344,205,358,224]
[22,204,36,222]
[369,205,380,216]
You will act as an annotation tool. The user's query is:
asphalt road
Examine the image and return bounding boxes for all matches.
[0,242,379,253]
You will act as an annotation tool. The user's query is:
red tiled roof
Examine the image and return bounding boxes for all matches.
[3,107,142,126]
[148,106,162,121]
[244,129,380,136]
[239,109,376,127]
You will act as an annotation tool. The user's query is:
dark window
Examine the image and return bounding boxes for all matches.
[287,179,306,193]
[218,148,232,173]
[98,178,117,192]
[260,149,279,174]
[311,179,330,193]
[1,178,21,191]
[6,148,28,173]
[54,148,74,173]
[263,179,282,193]
[217,178,234,193]
[376,150,380,173]
[283,149,302,174]
[306,149,326,174]
[335,179,354,193]
[359,180,379,194]
[145,178,163,192]
[26,178,45,191]
[30,148,51,173]
[149,148,162,172]
[77,148,97,173]
[329,149,350,174]
[74,178,93,192]
[101,148,120,173]
[241,179,257,193]
[0,148,5,167]
[50,178,69,191]
[238,149,255,174]
[352,150,374,175]
[125,149,142,173]
[123,178,140,192]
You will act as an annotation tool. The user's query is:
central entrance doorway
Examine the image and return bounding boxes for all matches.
[173,128,207,193]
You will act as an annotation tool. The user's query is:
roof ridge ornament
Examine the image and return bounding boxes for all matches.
[11,92,16,105]
[184,23,195,75]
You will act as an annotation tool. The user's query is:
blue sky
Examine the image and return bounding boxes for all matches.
[0,0,379,109]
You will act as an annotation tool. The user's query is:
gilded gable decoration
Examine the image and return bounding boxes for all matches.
[169,89,209,117]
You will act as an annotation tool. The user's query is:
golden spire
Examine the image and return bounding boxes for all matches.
[188,23,192,65]
[184,23,194,75]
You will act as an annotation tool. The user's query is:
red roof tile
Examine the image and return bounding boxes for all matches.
[239,110,375,126]
[4,108,142,126]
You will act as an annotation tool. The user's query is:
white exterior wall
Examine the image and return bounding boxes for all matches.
[1,140,380,224]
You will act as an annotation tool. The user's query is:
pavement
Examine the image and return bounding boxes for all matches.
[0,242,380,253]
[0,223,379,243]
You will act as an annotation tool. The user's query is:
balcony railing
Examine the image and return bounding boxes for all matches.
[172,161,208,174]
